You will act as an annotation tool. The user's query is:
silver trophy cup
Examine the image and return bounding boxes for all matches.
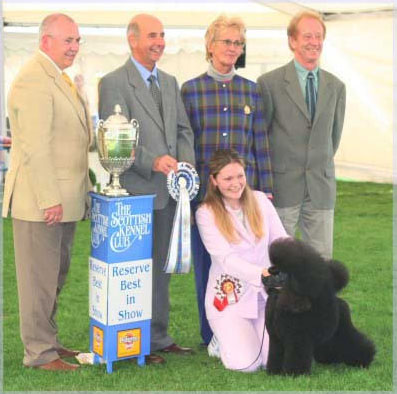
[96,105,139,196]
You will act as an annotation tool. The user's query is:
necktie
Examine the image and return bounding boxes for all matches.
[148,75,163,118]
[305,72,317,122]
[62,72,78,100]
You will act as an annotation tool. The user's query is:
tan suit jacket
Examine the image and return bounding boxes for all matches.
[3,51,92,221]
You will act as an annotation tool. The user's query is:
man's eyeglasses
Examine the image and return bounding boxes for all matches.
[216,39,245,48]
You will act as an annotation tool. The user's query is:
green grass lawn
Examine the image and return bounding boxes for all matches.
[1,180,394,391]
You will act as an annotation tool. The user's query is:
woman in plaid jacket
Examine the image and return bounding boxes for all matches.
[181,15,273,347]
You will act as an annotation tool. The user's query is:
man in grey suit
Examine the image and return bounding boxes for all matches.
[98,14,195,364]
[257,11,346,259]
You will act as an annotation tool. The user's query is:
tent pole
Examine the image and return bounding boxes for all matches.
[0,1,5,186]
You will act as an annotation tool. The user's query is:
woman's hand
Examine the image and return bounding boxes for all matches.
[262,268,270,277]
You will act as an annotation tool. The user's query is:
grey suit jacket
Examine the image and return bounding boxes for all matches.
[257,60,346,209]
[98,59,195,210]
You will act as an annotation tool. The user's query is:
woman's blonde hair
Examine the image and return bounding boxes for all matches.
[204,15,246,62]
[202,149,264,243]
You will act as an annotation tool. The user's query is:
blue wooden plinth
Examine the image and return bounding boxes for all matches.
[89,193,155,373]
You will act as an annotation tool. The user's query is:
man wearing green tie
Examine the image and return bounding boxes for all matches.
[257,11,346,259]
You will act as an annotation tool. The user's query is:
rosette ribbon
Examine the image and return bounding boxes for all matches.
[164,162,200,274]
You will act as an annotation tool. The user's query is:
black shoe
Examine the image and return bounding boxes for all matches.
[160,343,194,355]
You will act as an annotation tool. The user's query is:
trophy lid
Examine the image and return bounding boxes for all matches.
[103,104,129,127]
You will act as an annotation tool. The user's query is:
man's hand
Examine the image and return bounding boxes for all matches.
[44,204,63,226]
[152,155,178,176]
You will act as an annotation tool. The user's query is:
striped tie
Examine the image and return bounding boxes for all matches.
[305,72,317,122]
[148,75,163,118]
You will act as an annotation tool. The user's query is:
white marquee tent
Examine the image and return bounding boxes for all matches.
[0,1,394,187]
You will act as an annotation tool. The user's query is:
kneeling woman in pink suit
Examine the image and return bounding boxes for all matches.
[196,149,288,372]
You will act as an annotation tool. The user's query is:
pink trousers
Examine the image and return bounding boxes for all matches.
[208,300,268,372]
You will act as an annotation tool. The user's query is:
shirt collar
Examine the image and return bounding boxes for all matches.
[38,50,62,74]
[294,59,319,81]
[130,55,159,82]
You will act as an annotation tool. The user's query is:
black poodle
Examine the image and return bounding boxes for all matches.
[263,238,376,376]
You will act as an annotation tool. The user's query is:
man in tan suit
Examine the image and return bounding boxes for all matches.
[2,13,91,371]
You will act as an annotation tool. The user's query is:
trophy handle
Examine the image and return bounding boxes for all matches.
[130,119,139,146]
[96,119,105,157]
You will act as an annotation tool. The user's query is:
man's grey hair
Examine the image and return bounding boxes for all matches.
[39,13,75,41]
[126,20,140,39]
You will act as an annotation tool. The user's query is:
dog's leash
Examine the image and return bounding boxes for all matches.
[234,301,267,372]
[234,272,287,372]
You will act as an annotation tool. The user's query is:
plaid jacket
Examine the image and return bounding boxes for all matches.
[181,73,273,201]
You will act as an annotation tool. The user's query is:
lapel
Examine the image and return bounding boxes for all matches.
[313,68,332,126]
[226,205,256,246]
[158,70,171,134]
[80,97,93,145]
[36,52,88,132]
[283,60,311,122]
[125,59,164,130]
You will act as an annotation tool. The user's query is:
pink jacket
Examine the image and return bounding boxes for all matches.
[196,191,287,320]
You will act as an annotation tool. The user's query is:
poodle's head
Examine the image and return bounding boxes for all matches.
[267,238,349,301]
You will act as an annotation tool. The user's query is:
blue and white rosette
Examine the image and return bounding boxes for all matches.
[164,162,200,274]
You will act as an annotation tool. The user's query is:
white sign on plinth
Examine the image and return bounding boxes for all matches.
[89,257,152,326]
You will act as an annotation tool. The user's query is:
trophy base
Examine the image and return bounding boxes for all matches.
[100,186,130,197]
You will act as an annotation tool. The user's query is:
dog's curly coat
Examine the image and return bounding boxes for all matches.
[264,238,376,375]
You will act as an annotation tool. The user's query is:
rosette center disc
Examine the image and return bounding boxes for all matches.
[167,162,200,201]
